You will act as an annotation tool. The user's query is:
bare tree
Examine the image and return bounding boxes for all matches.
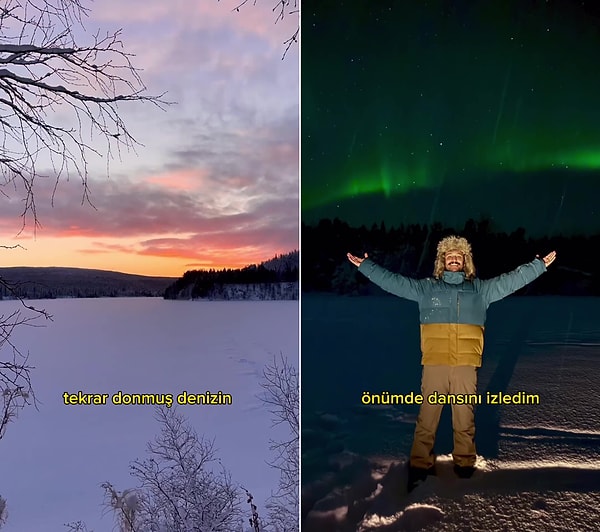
[0,272,51,441]
[0,0,165,436]
[259,353,299,531]
[0,495,7,529]
[101,407,242,532]
[0,0,166,229]
[221,0,299,59]
[0,5,165,524]
[0,276,53,532]
[65,358,298,532]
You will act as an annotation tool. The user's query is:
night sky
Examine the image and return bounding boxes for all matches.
[302,0,600,237]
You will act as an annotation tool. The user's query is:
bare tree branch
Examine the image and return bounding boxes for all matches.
[0,495,7,529]
[0,251,53,445]
[0,0,169,232]
[0,282,51,441]
[219,0,299,60]
[0,0,168,491]
[259,353,299,531]
[242,488,262,532]
[63,520,93,532]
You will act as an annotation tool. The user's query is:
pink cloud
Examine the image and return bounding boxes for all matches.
[138,221,295,250]
[145,169,207,191]
[0,173,298,270]
[77,242,136,255]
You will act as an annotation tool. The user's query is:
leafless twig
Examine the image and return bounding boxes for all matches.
[0,0,169,232]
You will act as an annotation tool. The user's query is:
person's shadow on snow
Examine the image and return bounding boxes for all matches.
[476,302,536,458]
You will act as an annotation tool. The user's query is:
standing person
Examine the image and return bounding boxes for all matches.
[347,236,556,491]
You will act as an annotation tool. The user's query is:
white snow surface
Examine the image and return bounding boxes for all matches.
[302,295,600,531]
[0,298,298,531]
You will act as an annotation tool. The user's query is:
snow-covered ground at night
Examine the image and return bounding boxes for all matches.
[0,298,298,531]
[302,294,600,531]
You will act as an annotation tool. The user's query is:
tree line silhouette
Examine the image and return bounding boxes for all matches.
[164,251,299,300]
[302,218,599,296]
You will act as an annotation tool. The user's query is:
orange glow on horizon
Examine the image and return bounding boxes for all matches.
[0,236,295,278]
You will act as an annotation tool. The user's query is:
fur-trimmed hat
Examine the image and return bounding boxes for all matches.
[433,235,475,280]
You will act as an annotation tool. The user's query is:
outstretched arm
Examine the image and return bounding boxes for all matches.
[347,252,424,301]
[480,251,557,304]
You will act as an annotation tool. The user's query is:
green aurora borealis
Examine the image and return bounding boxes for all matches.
[302,0,600,236]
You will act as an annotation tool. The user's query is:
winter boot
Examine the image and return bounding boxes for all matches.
[453,464,476,479]
[407,464,436,492]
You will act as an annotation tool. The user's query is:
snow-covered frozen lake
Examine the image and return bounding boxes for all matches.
[0,297,298,531]
[302,294,600,531]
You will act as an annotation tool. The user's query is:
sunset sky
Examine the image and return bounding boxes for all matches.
[0,0,299,277]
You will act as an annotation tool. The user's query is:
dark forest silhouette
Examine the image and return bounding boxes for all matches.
[164,251,299,300]
[302,218,599,296]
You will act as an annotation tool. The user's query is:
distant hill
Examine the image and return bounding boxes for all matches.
[0,267,176,300]
[164,250,299,300]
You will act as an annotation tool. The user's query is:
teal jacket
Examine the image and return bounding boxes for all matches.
[357,257,547,366]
